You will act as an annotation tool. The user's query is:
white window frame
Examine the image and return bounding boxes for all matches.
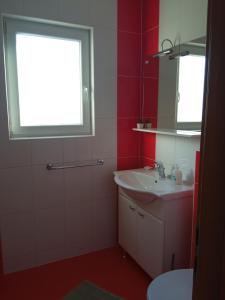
[3,15,94,139]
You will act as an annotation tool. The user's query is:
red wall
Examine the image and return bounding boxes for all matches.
[141,0,159,167]
[117,0,159,170]
[117,0,142,170]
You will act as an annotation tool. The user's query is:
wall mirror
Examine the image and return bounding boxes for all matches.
[156,37,206,131]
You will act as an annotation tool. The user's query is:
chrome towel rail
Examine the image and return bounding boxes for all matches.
[46,159,104,171]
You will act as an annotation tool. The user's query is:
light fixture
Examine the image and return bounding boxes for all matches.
[145,38,174,64]
[169,50,190,60]
[153,38,174,58]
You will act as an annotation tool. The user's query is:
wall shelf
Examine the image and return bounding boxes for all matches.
[133,128,201,137]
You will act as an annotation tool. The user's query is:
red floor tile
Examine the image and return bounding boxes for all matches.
[0,247,151,300]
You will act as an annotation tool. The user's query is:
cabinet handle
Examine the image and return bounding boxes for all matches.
[129,205,136,211]
[138,212,145,218]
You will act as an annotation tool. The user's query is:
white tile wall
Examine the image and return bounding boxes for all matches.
[22,0,60,20]
[31,139,64,165]
[1,212,37,272]
[0,0,117,273]
[0,0,23,14]
[63,138,93,162]
[65,167,92,205]
[89,0,117,29]
[0,140,32,168]
[3,252,37,274]
[90,158,117,198]
[36,207,65,252]
[156,135,201,181]
[91,195,117,250]
[1,212,36,257]
[92,118,116,159]
[58,0,90,25]
[32,166,64,210]
[37,247,66,266]
[0,167,34,213]
[65,200,93,257]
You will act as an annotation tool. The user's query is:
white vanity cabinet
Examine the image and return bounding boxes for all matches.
[118,188,193,279]
[118,193,138,259]
[136,206,164,278]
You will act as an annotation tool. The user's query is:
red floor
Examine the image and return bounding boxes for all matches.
[0,247,151,300]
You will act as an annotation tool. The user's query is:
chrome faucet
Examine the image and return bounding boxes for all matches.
[154,161,166,179]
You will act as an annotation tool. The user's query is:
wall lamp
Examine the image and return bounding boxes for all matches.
[145,39,190,64]
[145,38,174,64]
[152,38,174,58]
[169,50,190,60]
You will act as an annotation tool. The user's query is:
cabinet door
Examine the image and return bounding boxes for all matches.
[118,194,137,259]
[137,207,164,278]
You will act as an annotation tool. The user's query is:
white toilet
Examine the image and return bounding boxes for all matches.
[147,269,193,300]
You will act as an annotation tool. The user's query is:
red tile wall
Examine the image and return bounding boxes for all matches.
[117,0,160,170]
[190,151,200,267]
[140,0,159,168]
[117,0,142,170]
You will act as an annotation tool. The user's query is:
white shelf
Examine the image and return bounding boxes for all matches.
[133,128,201,137]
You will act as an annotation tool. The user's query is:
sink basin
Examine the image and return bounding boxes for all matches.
[114,169,193,202]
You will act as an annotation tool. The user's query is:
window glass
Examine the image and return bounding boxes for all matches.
[177,55,205,123]
[16,33,82,127]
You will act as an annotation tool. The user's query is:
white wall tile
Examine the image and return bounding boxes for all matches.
[92,118,116,159]
[36,208,65,252]
[175,137,200,169]
[156,135,201,178]
[65,201,93,257]
[32,166,64,210]
[95,75,117,118]
[0,140,32,168]
[58,0,91,25]
[22,0,60,20]
[37,247,66,266]
[3,252,36,274]
[31,139,63,165]
[0,167,33,213]
[90,158,116,198]
[92,19,117,119]
[65,167,92,205]
[0,212,36,258]
[0,0,23,14]
[174,137,189,163]
[63,138,92,163]
[94,26,117,84]
[89,0,117,30]
[91,196,117,250]
[156,135,176,165]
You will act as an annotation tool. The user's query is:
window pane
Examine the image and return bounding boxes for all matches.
[16,33,83,127]
[177,55,205,123]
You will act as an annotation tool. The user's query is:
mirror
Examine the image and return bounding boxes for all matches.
[157,37,206,130]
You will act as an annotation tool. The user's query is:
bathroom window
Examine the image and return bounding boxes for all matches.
[3,16,94,139]
[177,55,205,130]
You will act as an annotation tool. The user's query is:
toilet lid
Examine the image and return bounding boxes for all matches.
[147,269,193,300]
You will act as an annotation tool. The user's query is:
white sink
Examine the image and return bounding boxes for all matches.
[114,169,193,202]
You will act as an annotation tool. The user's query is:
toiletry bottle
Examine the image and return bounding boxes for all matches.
[175,166,183,185]
[170,165,176,181]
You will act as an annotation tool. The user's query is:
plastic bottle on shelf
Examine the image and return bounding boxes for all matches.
[175,166,183,185]
[170,164,176,181]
